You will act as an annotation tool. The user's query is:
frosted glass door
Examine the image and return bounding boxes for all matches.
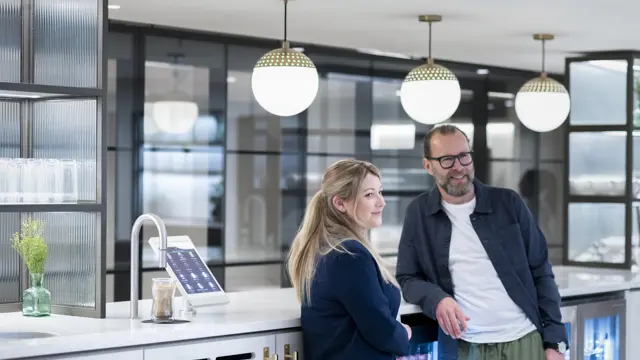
[577,299,626,360]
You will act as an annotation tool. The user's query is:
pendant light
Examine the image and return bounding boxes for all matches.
[515,34,571,133]
[400,15,461,125]
[251,0,319,117]
[153,52,199,134]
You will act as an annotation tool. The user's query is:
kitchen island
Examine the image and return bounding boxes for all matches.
[0,265,638,360]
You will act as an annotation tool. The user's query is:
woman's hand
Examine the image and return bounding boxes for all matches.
[402,323,412,339]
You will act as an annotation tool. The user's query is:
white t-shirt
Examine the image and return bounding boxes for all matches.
[442,197,537,343]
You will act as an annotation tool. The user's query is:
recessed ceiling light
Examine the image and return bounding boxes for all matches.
[108,4,121,10]
[476,69,489,75]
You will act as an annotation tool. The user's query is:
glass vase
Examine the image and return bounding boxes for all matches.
[22,273,51,317]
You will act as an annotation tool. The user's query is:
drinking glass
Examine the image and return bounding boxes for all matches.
[61,159,78,203]
[150,278,177,323]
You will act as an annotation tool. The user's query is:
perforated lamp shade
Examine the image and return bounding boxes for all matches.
[515,76,570,133]
[251,45,319,117]
[152,100,199,134]
[400,63,461,125]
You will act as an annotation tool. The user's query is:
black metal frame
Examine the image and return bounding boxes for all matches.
[0,0,108,318]
[563,51,640,269]
[104,20,557,301]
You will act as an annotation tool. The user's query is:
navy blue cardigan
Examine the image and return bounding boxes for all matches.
[301,240,410,360]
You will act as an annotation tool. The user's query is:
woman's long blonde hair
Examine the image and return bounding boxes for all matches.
[286,158,399,305]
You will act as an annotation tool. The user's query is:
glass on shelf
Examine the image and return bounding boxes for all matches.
[568,203,626,264]
[583,315,620,360]
[0,158,78,204]
[569,60,627,126]
[569,132,627,197]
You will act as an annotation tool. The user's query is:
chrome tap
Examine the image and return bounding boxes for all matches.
[130,213,168,320]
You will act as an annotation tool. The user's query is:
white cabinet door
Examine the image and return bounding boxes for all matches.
[627,289,640,359]
[275,331,304,360]
[144,334,276,360]
[47,349,144,360]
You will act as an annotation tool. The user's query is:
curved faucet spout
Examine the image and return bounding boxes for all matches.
[130,213,168,320]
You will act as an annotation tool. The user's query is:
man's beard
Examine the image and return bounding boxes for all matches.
[437,170,474,197]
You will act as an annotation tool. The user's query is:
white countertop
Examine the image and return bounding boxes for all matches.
[0,266,638,359]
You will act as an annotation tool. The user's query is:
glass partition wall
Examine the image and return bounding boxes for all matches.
[105,22,566,301]
[565,53,640,269]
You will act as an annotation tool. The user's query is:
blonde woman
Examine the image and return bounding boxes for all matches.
[287,159,412,360]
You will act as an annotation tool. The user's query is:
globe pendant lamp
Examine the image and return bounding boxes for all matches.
[400,15,461,125]
[251,0,319,117]
[153,53,199,134]
[515,34,571,133]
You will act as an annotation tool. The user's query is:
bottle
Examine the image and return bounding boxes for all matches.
[417,343,427,360]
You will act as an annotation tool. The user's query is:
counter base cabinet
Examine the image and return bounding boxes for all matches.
[144,333,276,360]
[276,331,304,360]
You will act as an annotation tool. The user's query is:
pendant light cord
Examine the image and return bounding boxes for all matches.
[428,21,432,59]
[541,38,546,74]
[283,0,288,43]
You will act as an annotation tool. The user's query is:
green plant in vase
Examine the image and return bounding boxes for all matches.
[11,217,51,317]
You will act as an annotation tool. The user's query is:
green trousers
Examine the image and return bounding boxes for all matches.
[458,331,545,360]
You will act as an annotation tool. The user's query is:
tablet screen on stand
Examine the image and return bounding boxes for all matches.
[149,235,229,309]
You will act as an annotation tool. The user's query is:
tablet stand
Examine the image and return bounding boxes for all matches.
[180,297,197,317]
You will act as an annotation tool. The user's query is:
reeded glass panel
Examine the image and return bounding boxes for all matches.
[569,60,627,126]
[33,212,99,307]
[32,100,98,202]
[32,0,99,87]
[569,132,627,197]
[0,101,20,157]
[0,0,21,83]
[0,213,20,303]
[568,203,625,264]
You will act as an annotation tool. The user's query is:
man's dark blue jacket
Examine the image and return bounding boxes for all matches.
[395,180,568,359]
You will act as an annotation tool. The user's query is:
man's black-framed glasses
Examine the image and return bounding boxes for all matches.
[427,151,474,169]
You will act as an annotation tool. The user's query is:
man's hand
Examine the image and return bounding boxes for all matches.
[401,323,412,340]
[435,297,469,339]
[545,349,564,360]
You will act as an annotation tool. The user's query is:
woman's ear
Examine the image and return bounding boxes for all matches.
[332,195,346,213]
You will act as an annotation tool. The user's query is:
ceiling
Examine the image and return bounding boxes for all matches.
[108,0,639,74]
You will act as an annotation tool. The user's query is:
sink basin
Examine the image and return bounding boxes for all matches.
[0,332,57,340]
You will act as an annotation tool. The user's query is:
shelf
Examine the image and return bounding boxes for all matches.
[0,203,102,213]
[0,82,103,100]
